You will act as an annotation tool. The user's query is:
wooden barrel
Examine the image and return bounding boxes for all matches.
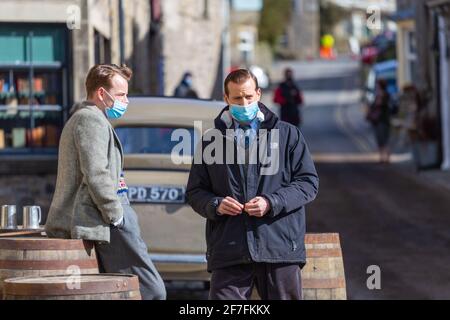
[302,233,347,300]
[3,274,141,300]
[0,237,99,299]
[250,233,346,300]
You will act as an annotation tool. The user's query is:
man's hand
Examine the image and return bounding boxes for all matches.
[245,197,271,218]
[112,216,124,228]
[217,197,244,216]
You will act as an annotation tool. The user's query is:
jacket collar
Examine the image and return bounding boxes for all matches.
[71,100,105,118]
[214,102,278,134]
[83,101,107,118]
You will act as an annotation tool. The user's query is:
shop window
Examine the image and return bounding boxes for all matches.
[0,24,70,155]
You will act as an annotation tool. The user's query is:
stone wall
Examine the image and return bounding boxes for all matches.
[0,175,56,225]
[0,0,154,100]
[285,0,320,60]
[161,0,225,99]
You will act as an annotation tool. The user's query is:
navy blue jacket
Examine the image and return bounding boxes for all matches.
[186,102,319,272]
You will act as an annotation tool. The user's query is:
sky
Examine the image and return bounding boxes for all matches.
[232,0,263,11]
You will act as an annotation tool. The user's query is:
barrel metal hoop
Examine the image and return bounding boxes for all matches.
[0,259,99,270]
[3,274,140,296]
[0,239,95,251]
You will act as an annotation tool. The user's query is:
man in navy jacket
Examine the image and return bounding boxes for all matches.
[186,69,319,300]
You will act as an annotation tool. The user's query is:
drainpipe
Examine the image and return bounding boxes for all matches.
[118,0,125,65]
[222,0,231,82]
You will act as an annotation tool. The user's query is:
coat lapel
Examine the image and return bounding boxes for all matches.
[111,127,124,168]
[82,102,124,169]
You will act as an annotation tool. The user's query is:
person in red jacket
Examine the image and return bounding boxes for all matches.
[273,68,304,127]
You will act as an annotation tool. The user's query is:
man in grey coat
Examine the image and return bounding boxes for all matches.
[45,64,166,300]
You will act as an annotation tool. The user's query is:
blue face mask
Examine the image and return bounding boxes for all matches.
[184,77,193,87]
[230,101,259,124]
[103,89,128,119]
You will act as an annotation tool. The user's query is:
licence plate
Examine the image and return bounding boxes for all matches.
[127,186,186,204]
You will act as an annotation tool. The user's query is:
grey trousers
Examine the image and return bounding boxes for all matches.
[209,263,302,300]
[95,194,166,300]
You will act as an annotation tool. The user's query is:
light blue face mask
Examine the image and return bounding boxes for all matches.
[184,77,193,87]
[230,101,259,124]
[103,89,128,119]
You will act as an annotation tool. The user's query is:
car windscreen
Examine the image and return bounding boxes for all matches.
[115,126,198,156]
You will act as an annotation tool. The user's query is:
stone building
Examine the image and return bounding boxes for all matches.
[394,0,450,170]
[283,0,320,60]
[323,0,396,54]
[229,7,260,67]
[157,0,229,99]
[0,0,154,219]
[0,0,231,220]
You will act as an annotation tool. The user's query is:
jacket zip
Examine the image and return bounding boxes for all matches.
[235,137,248,203]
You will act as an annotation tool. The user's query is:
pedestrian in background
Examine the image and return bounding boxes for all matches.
[273,68,304,127]
[174,71,199,99]
[45,64,166,300]
[186,69,319,300]
[366,79,392,164]
[397,84,422,146]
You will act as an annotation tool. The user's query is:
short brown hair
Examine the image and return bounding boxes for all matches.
[85,64,133,97]
[224,69,259,96]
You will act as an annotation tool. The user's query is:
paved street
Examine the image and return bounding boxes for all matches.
[267,59,450,299]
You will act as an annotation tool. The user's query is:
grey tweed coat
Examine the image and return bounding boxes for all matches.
[45,101,124,243]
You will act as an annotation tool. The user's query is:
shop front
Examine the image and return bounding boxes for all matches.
[0,23,71,160]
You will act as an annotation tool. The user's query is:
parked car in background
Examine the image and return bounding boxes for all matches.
[361,30,397,65]
[111,97,225,283]
[364,59,399,111]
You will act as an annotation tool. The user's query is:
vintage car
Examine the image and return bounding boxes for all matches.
[111,96,225,283]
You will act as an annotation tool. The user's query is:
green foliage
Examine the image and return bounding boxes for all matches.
[258,0,291,50]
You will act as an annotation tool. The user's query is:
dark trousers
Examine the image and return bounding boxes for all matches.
[95,194,166,300]
[209,263,302,300]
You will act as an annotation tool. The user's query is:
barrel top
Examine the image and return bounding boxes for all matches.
[4,274,139,296]
[6,274,134,284]
[0,237,95,250]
